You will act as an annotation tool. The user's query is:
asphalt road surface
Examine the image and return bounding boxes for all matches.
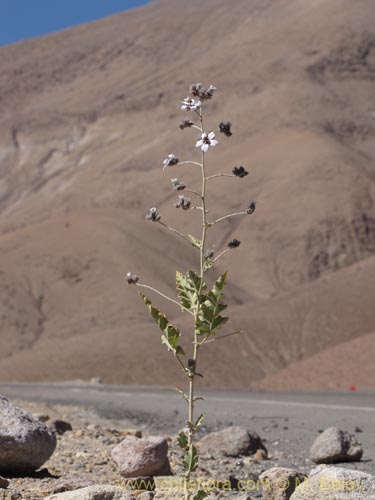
[0,383,374,472]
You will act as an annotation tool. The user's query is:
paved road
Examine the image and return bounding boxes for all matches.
[1,383,374,472]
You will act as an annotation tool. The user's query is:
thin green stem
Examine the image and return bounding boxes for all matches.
[206,173,235,180]
[179,161,203,167]
[157,221,195,247]
[212,247,230,264]
[209,211,247,226]
[203,330,244,344]
[136,283,194,316]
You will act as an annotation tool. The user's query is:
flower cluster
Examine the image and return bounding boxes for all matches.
[196,132,218,153]
[246,202,256,215]
[146,207,161,221]
[163,154,179,170]
[175,195,191,210]
[171,178,186,191]
[228,239,241,249]
[181,98,201,112]
[232,166,248,178]
[190,83,217,101]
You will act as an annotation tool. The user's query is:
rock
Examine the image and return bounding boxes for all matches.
[310,427,363,464]
[50,419,73,435]
[0,476,9,488]
[45,485,135,500]
[290,465,375,499]
[49,473,95,493]
[260,467,307,500]
[112,435,171,478]
[198,426,267,458]
[0,395,57,473]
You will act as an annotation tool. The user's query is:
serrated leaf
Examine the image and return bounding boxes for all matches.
[188,234,202,249]
[177,431,189,451]
[194,491,208,500]
[140,293,185,355]
[196,272,228,336]
[194,413,205,429]
[176,270,206,313]
[183,445,199,473]
[176,388,189,402]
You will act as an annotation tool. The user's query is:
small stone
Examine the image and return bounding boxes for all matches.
[310,427,363,464]
[198,426,267,458]
[0,476,9,488]
[260,467,306,500]
[119,429,143,439]
[35,414,50,423]
[50,420,73,435]
[112,435,171,478]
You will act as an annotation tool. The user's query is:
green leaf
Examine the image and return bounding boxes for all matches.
[183,445,199,473]
[176,388,189,403]
[177,431,189,451]
[194,413,205,430]
[193,491,208,500]
[140,293,185,355]
[176,270,206,313]
[196,272,228,336]
[188,234,202,249]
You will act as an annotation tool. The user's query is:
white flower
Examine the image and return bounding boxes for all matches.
[195,132,218,153]
[163,154,179,170]
[181,97,201,111]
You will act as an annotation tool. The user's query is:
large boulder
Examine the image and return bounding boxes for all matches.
[290,465,375,500]
[260,467,307,500]
[0,395,56,473]
[198,426,267,458]
[45,485,135,500]
[310,427,363,464]
[111,435,171,478]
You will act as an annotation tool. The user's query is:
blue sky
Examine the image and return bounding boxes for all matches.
[0,0,151,47]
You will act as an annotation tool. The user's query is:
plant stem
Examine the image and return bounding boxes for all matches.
[136,283,194,316]
[157,221,194,246]
[209,211,247,226]
[206,173,235,180]
[179,161,203,167]
[185,108,207,500]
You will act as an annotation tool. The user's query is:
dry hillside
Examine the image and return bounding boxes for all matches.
[0,0,374,388]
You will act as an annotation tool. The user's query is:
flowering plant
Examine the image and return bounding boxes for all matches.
[127,83,255,499]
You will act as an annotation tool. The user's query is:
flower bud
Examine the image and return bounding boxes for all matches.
[232,166,248,178]
[228,239,241,249]
[171,178,186,191]
[146,207,161,221]
[219,121,232,137]
[126,272,139,285]
[174,195,191,210]
[163,154,179,170]
[179,119,194,130]
[246,202,256,215]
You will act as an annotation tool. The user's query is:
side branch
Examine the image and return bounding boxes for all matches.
[206,174,235,180]
[208,211,247,226]
[179,161,203,167]
[157,221,197,247]
[136,283,194,316]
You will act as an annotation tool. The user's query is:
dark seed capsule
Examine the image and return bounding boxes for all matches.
[232,166,248,178]
[228,239,241,249]
[219,121,232,137]
[246,202,256,215]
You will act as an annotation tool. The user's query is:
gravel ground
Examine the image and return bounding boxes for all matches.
[1,398,373,499]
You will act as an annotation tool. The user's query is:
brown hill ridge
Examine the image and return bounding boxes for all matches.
[0,0,374,389]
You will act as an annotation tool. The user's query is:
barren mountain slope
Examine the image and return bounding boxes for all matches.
[0,0,374,388]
